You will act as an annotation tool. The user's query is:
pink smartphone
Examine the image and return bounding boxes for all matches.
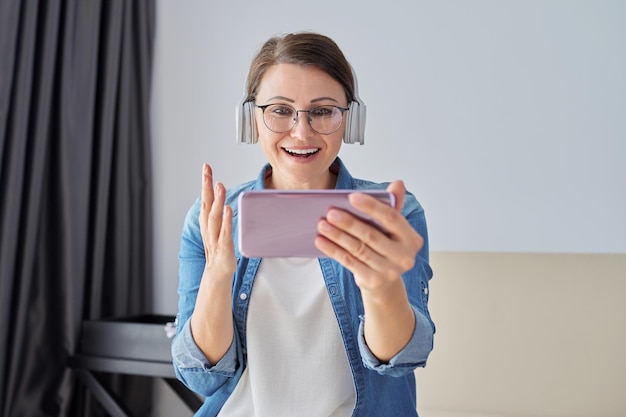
[237,189,395,258]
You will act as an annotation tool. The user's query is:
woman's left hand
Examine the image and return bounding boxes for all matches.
[315,180,423,293]
[316,180,423,361]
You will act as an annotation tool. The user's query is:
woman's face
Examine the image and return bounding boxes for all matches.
[254,63,348,190]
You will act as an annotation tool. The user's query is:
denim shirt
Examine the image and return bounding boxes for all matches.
[172,158,435,417]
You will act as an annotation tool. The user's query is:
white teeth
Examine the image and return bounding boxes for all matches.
[284,148,318,155]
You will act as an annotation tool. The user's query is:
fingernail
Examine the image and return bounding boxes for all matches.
[350,193,365,204]
[327,210,343,221]
[318,220,331,232]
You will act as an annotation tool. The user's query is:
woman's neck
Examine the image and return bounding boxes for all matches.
[265,172,337,190]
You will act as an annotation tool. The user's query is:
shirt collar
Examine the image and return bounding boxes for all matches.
[253,157,353,190]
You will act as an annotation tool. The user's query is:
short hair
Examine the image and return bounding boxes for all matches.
[246,32,355,104]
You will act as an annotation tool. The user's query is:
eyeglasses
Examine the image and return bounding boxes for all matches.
[255,103,349,135]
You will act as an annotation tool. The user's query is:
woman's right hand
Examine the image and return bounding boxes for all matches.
[199,163,237,278]
[190,164,236,364]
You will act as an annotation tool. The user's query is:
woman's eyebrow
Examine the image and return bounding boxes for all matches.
[264,96,340,104]
[265,96,295,103]
[311,97,339,103]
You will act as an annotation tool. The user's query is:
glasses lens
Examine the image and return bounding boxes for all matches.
[263,104,296,133]
[309,106,344,134]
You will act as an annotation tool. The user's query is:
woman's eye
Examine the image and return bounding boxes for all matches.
[270,106,294,116]
[311,107,333,116]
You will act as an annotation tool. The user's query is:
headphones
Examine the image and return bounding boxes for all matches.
[236,67,366,145]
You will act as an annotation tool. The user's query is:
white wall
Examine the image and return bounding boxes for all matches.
[151,0,626,265]
[151,0,626,310]
[149,1,626,416]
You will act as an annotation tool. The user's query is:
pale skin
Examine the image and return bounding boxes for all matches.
[190,63,423,364]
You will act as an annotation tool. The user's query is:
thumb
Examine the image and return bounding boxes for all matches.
[386,180,406,212]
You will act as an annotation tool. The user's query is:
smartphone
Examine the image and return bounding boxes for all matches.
[237,189,395,258]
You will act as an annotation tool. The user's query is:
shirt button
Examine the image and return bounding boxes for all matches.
[423,287,429,295]
[239,293,248,300]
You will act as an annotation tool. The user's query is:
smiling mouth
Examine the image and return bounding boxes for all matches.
[283,148,320,158]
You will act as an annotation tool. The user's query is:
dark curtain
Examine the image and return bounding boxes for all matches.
[0,0,155,416]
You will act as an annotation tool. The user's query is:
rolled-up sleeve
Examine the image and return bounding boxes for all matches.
[357,307,434,376]
[171,319,239,396]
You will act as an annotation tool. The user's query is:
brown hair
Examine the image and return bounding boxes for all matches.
[245,32,355,104]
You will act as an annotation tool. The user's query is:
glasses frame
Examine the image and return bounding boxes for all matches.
[255,103,350,135]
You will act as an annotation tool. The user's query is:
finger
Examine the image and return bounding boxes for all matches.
[317,214,396,273]
[314,229,369,273]
[347,190,410,240]
[386,180,406,213]
[324,209,389,255]
[323,207,420,272]
[199,164,215,261]
[200,163,215,228]
[315,226,400,287]
[207,181,227,243]
[220,205,235,251]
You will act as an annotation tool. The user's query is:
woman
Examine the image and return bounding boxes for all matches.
[172,31,435,417]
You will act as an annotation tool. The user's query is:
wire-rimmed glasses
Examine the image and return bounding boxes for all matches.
[256,103,349,135]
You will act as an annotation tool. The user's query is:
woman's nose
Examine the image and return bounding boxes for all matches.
[290,112,314,139]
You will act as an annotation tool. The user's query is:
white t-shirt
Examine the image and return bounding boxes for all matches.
[218,257,356,417]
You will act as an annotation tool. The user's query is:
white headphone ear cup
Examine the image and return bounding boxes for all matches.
[344,64,366,145]
[344,100,366,145]
[245,101,258,144]
[357,100,366,144]
[236,100,258,144]
[343,103,354,144]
